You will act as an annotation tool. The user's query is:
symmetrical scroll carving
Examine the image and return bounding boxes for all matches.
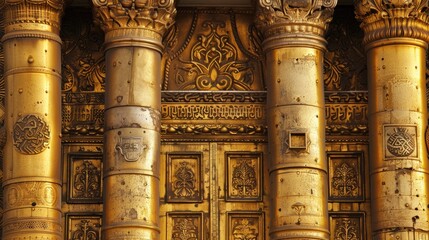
[355,0,429,44]
[13,115,50,155]
[66,215,102,240]
[92,0,176,39]
[328,152,363,200]
[162,9,264,91]
[167,153,202,202]
[255,0,337,39]
[330,214,364,240]
[228,212,264,240]
[227,153,262,201]
[167,213,203,240]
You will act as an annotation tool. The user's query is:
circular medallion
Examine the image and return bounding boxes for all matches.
[13,114,50,155]
[387,128,415,157]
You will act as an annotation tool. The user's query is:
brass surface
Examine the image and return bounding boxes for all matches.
[356,0,429,238]
[256,0,336,238]
[1,0,64,239]
[92,0,176,239]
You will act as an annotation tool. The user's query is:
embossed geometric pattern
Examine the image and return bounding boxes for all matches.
[384,125,418,159]
[167,212,203,240]
[68,153,102,203]
[329,213,364,240]
[13,114,50,154]
[226,152,262,201]
[167,153,203,202]
[328,152,363,201]
[66,214,102,240]
[227,212,264,240]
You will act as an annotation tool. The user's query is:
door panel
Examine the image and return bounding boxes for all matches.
[160,142,269,240]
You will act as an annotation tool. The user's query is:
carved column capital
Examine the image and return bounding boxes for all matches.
[0,0,64,35]
[355,0,429,46]
[255,0,337,51]
[92,0,176,51]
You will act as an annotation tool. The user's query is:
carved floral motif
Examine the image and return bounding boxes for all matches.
[72,220,100,240]
[332,163,358,197]
[333,218,360,240]
[173,162,197,199]
[232,160,258,198]
[172,218,198,240]
[232,218,259,240]
[73,161,101,199]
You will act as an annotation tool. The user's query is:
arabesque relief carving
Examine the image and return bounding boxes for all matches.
[228,213,264,240]
[162,9,263,91]
[330,214,364,240]
[13,114,50,155]
[66,215,102,240]
[168,213,203,240]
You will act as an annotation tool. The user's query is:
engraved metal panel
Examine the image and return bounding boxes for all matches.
[13,114,50,154]
[384,125,418,159]
[328,152,364,201]
[226,152,262,201]
[67,153,103,203]
[167,212,204,240]
[66,214,102,240]
[329,213,365,240]
[227,212,264,240]
[167,153,203,202]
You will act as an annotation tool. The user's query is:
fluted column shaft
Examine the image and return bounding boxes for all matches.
[92,1,176,239]
[355,1,429,238]
[0,0,64,239]
[256,0,336,239]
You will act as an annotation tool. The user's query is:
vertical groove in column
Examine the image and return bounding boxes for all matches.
[1,1,64,239]
[355,1,429,238]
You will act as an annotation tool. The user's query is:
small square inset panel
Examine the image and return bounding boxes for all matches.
[289,132,307,149]
[384,125,418,159]
[226,152,262,201]
[167,212,203,240]
[329,213,365,240]
[68,153,103,203]
[328,152,364,201]
[66,214,102,240]
[227,212,264,240]
[167,153,203,202]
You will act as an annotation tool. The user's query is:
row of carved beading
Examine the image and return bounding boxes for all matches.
[355,0,429,45]
[0,0,64,34]
[92,0,176,44]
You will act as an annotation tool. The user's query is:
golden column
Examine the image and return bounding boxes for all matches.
[256,0,336,239]
[355,0,429,238]
[92,1,176,239]
[0,0,64,239]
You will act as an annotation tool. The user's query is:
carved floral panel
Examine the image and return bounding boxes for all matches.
[328,152,363,201]
[226,152,262,201]
[66,214,102,240]
[68,153,103,203]
[227,212,264,240]
[329,213,364,240]
[162,9,263,91]
[167,212,203,240]
[167,153,203,202]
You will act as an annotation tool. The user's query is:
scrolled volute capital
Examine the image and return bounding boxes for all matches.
[92,0,176,44]
[0,0,64,33]
[355,0,429,45]
[255,0,337,42]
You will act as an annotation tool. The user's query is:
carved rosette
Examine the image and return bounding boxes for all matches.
[255,0,337,50]
[92,0,176,50]
[355,0,429,45]
[0,0,64,34]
